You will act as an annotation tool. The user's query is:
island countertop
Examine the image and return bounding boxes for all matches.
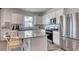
[0,29,47,41]
[18,29,47,39]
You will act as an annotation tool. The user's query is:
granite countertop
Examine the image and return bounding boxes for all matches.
[19,29,47,39]
[0,29,47,41]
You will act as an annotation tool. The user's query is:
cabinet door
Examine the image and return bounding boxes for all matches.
[34,16,42,24]
[42,15,46,24]
[11,13,23,24]
[11,13,18,24]
[30,36,47,51]
[53,31,60,45]
[17,14,24,24]
[62,38,67,50]
[42,15,49,24]
[0,41,7,51]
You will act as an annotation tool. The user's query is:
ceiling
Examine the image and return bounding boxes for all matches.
[20,8,51,13]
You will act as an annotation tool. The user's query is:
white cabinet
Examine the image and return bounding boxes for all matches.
[34,16,42,24]
[30,36,47,51]
[17,14,24,24]
[11,13,24,24]
[42,15,46,24]
[1,10,12,26]
[0,41,7,51]
[11,13,17,24]
[42,12,56,24]
[42,15,50,24]
[53,31,60,45]
[23,36,47,51]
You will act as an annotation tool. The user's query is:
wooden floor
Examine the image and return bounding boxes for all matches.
[47,40,63,51]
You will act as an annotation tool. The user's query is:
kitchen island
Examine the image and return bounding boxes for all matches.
[0,29,47,51]
[19,29,47,51]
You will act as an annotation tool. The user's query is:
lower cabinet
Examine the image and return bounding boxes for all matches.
[53,31,60,46]
[30,36,47,51]
[0,41,7,51]
[23,36,47,51]
[62,38,67,50]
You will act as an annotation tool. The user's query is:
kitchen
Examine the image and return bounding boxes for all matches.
[0,8,48,51]
[0,8,79,51]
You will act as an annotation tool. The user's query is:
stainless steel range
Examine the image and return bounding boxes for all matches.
[45,24,59,44]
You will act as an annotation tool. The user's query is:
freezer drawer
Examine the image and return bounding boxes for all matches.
[61,37,73,50]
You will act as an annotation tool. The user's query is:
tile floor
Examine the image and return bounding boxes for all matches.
[0,39,63,51]
[47,40,63,51]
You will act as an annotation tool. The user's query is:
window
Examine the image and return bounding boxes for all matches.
[24,16,33,37]
[24,16,33,27]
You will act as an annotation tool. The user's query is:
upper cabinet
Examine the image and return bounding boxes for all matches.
[11,13,24,24]
[34,16,42,24]
[42,15,49,24]
[42,9,64,24]
[1,10,12,25]
[42,12,56,24]
[42,15,46,24]
[56,9,64,24]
